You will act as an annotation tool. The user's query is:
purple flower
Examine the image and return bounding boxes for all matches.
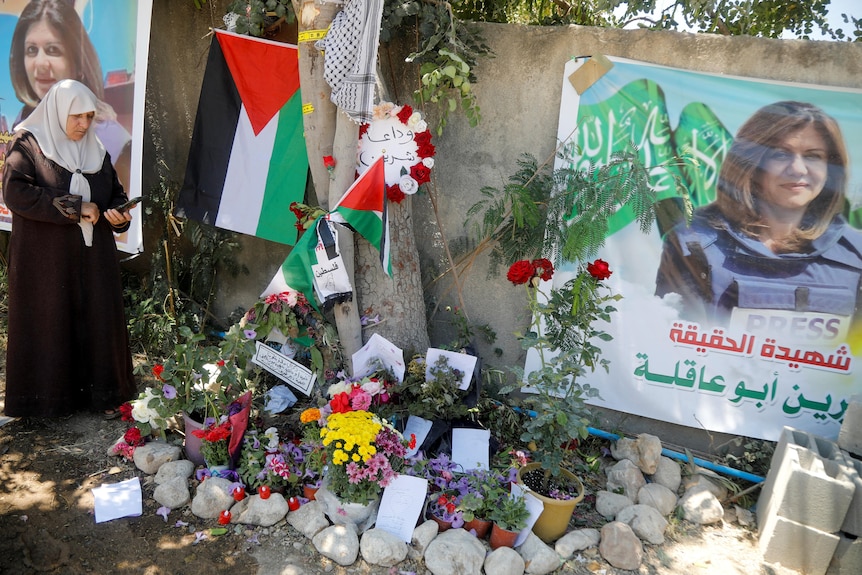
[196,469,212,481]
[162,384,177,399]
[203,417,217,428]
[193,531,207,545]
[156,506,170,522]
[228,401,244,416]
[174,520,188,528]
[244,329,257,339]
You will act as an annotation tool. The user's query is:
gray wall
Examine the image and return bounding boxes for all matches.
[142,8,862,452]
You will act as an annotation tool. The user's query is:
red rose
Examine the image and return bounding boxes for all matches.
[414,131,432,147]
[329,392,352,414]
[217,360,226,367]
[119,402,134,422]
[124,427,143,446]
[506,260,535,285]
[410,163,431,185]
[409,433,417,450]
[322,155,336,169]
[531,258,554,282]
[387,184,405,204]
[152,364,164,381]
[417,141,436,158]
[587,259,612,280]
[396,105,413,125]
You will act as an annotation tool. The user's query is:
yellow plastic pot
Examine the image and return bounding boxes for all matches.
[517,462,585,543]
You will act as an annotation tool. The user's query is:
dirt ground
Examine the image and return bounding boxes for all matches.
[0,370,802,575]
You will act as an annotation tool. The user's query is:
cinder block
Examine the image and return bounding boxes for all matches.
[838,394,862,456]
[839,455,862,537]
[826,532,862,575]
[757,426,849,531]
[759,515,839,575]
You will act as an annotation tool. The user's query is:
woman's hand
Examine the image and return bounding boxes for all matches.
[80,202,100,224]
[104,208,133,228]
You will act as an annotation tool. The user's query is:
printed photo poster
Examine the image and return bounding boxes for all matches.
[0,0,152,254]
[546,56,862,442]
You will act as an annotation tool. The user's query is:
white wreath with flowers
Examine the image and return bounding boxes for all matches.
[356,102,436,204]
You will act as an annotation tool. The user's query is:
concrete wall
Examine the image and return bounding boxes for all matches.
[141,5,862,452]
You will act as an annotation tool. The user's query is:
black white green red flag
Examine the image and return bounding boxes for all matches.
[176,29,307,245]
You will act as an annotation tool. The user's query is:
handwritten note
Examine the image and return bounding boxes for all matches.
[451,428,490,470]
[252,342,316,396]
[376,474,428,542]
[425,348,477,390]
[403,415,433,458]
[93,478,142,523]
[352,333,406,382]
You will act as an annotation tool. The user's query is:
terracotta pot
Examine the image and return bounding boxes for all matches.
[182,412,206,466]
[489,523,518,549]
[464,517,492,539]
[303,485,319,501]
[428,513,452,533]
[517,462,585,543]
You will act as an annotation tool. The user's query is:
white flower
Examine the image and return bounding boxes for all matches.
[407,112,423,128]
[361,379,383,396]
[422,157,435,169]
[131,389,161,425]
[413,120,428,133]
[399,175,419,195]
[263,427,280,450]
[374,102,395,120]
[327,381,351,397]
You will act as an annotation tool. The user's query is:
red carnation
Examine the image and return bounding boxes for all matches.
[531,258,554,282]
[124,427,144,446]
[152,364,164,381]
[396,105,413,125]
[322,155,336,169]
[387,184,406,204]
[587,259,612,280]
[329,392,352,414]
[506,260,535,285]
[119,402,134,422]
[410,163,432,185]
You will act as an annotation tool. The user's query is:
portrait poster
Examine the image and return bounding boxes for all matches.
[0,0,152,254]
[543,56,862,442]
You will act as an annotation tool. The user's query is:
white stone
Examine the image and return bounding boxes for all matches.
[605,459,646,501]
[595,490,633,520]
[611,434,662,474]
[616,504,668,545]
[650,456,682,493]
[230,493,288,527]
[359,528,408,567]
[190,476,234,519]
[599,521,644,570]
[313,523,359,566]
[153,476,190,509]
[154,459,194,484]
[637,483,678,517]
[680,485,724,524]
[287,500,330,539]
[517,532,563,575]
[555,528,600,558]
[409,519,439,560]
[484,546,525,575]
[424,528,485,575]
[683,473,728,501]
[133,441,182,475]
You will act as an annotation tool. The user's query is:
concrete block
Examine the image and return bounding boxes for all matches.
[839,455,862,537]
[826,532,862,575]
[759,515,839,575]
[837,394,862,456]
[757,427,849,530]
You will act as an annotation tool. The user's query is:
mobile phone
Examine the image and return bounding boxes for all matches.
[115,196,143,213]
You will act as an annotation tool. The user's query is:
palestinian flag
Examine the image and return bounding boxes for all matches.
[176,29,307,245]
[330,156,391,276]
[263,157,389,306]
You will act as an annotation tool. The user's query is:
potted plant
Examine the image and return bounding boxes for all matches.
[487,492,529,549]
[426,491,463,531]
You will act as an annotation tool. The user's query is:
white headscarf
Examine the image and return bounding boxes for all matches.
[16,79,106,246]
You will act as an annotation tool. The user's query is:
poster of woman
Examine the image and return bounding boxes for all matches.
[550,56,862,442]
[0,0,151,254]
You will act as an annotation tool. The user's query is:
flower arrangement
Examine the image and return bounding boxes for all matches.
[358,102,435,204]
[235,426,305,492]
[383,355,470,422]
[317,409,411,504]
[504,256,620,486]
[192,418,232,467]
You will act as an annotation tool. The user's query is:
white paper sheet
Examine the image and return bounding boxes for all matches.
[424,348,477,390]
[376,474,429,542]
[352,333,406,382]
[511,482,544,547]
[403,415,433,458]
[93,477,143,523]
[451,428,490,470]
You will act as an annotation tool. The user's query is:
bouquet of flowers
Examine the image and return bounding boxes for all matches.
[236,426,303,492]
[193,418,232,467]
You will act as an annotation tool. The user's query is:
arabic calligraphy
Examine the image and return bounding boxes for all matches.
[668,322,852,373]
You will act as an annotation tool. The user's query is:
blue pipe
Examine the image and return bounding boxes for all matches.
[586,426,764,484]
